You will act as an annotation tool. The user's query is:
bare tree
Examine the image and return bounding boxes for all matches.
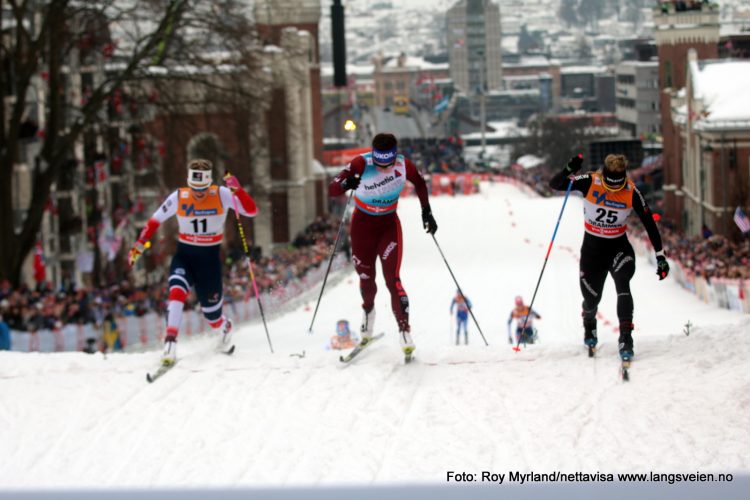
[0,0,269,285]
[513,115,605,174]
[1,0,190,284]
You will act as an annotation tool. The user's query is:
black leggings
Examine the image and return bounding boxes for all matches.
[579,234,636,325]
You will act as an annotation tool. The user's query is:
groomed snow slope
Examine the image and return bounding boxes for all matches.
[1,183,749,488]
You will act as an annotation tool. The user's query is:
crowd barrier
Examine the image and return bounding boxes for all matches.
[8,254,350,353]
[631,237,750,314]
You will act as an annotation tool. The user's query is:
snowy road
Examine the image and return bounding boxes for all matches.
[1,183,748,488]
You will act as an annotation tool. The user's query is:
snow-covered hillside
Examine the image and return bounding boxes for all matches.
[1,183,748,488]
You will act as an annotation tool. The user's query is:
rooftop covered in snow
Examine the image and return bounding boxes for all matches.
[689,58,750,131]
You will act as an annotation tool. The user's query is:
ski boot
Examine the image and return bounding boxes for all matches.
[215,316,233,351]
[399,327,415,363]
[359,307,376,347]
[583,318,598,356]
[618,322,634,362]
[161,334,177,366]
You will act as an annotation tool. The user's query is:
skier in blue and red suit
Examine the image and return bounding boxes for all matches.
[329,133,437,358]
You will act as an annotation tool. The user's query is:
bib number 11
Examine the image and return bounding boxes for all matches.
[190,218,207,233]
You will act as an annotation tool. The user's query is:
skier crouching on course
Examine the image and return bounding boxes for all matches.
[128,159,258,365]
[548,154,669,361]
[329,320,356,350]
[508,295,540,345]
[328,133,437,359]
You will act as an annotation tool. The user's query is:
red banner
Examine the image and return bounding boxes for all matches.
[322,147,370,167]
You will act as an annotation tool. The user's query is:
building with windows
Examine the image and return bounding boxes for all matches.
[254,0,328,246]
[446,0,502,94]
[654,1,720,229]
[502,55,560,112]
[615,61,660,138]
[670,53,750,237]
[559,66,614,113]
[371,53,450,109]
[655,1,750,237]
[455,90,541,124]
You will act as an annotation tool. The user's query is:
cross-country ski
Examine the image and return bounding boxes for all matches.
[339,333,385,363]
[146,345,235,383]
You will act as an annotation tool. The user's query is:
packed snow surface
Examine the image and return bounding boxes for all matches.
[2,183,748,488]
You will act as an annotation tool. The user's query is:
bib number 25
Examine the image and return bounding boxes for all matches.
[595,208,618,224]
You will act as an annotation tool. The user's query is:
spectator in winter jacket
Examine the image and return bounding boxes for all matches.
[0,313,11,350]
[101,313,122,352]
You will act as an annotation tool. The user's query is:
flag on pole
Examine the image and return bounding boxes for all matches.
[734,206,750,234]
[434,95,449,114]
[98,216,128,262]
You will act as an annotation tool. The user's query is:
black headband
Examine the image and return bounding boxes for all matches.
[603,168,626,187]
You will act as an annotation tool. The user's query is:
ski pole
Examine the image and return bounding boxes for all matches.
[513,177,574,352]
[431,234,488,346]
[226,175,274,353]
[307,179,358,334]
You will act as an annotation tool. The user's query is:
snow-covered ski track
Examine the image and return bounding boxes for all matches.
[1,184,748,487]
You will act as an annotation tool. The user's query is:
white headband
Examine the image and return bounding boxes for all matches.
[188,168,212,190]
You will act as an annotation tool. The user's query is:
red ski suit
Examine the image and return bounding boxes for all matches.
[329,154,430,331]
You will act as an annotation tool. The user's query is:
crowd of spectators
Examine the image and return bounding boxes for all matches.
[631,222,750,281]
[399,137,470,173]
[0,214,348,338]
[224,214,348,301]
[0,279,161,335]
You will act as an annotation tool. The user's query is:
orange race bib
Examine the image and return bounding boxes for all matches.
[582,173,634,239]
[176,186,227,245]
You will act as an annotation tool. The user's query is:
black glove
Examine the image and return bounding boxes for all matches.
[422,207,437,234]
[656,254,670,280]
[565,154,583,174]
[341,175,360,191]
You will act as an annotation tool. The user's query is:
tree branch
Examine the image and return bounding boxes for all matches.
[17,0,191,269]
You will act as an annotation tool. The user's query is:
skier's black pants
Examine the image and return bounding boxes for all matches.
[579,234,636,326]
